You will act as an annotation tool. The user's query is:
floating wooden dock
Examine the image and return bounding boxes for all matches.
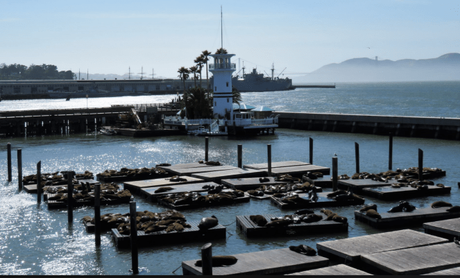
[243,160,311,170]
[236,214,347,238]
[157,192,250,210]
[111,220,226,248]
[221,177,288,191]
[287,264,372,275]
[123,176,204,195]
[338,178,394,192]
[157,163,236,175]
[354,207,460,229]
[303,175,333,188]
[424,266,460,275]
[270,192,365,209]
[23,179,98,193]
[360,184,451,200]
[316,229,448,265]
[243,160,330,177]
[360,242,460,275]
[423,217,460,241]
[181,247,330,275]
[138,182,220,201]
[191,168,267,183]
[96,171,173,183]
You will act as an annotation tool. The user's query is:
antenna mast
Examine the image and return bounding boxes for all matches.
[220,6,223,49]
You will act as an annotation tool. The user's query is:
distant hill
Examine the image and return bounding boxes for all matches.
[294,53,460,83]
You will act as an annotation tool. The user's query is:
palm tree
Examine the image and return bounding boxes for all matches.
[177,67,190,93]
[194,55,204,88]
[201,50,212,96]
[189,66,198,88]
[232,87,242,105]
[215,48,227,54]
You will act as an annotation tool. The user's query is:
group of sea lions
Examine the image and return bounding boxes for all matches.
[47,182,131,203]
[158,189,244,207]
[82,209,191,235]
[22,170,94,186]
[350,167,444,183]
[246,182,318,197]
[97,166,169,178]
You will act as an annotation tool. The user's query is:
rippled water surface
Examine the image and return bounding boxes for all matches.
[1,81,460,275]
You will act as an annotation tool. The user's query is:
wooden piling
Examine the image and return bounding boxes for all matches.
[205,137,209,162]
[309,137,313,164]
[130,200,139,274]
[17,149,22,191]
[67,174,73,224]
[238,145,243,168]
[201,243,213,275]
[94,183,101,247]
[355,142,360,174]
[37,161,41,204]
[332,156,338,191]
[389,132,393,170]
[418,148,423,180]
[267,144,272,176]
[7,142,12,182]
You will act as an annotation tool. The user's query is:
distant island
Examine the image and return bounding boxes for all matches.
[294,53,460,83]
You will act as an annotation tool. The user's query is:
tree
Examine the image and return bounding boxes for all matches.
[201,50,212,96]
[194,55,204,88]
[177,66,190,93]
[189,66,198,88]
[232,87,242,105]
[180,87,213,119]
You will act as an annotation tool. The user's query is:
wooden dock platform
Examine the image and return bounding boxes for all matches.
[243,160,330,177]
[157,192,250,210]
[287,264,372,275]
[96,171,173,183]
[303,175,333,188]
[423,217,460,241]
[236,214,347,238]
[123,176,204,195]
[138,182,220,201]
[338,178,394,192]
[270,192,365,209]
[111,220,226,248]
[316,229,448,265]
[354,206,460,229]
[157,163,236,176]
[243,160,311,170]
[23,179,98,194]
[424,265,460,275]
[191,168,267,183]
[360,184,451,200]
[221,177,287,191]
[360,242,460,275]
[181,247,330,275]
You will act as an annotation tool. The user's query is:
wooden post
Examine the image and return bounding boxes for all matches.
[94,183,101,247]
[7,142,12,182]
[389,132,393,170]
[205,137,209,162]
[237,144,242,168]
[267,144,272,176]
[17,149,22,191]
[418,148,423,180]
[355,142,360,174]
[201,242,212,275]
[37,161,41,204]
[332,155,338,191]
[130,200,139,274]
[309,137,313,164]
[67,174,74,224]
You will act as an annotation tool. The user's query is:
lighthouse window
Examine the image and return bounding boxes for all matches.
[226,82,229,87]
[227,98,229,102]
[215,86,217,91]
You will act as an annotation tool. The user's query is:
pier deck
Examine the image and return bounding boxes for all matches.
[236,214,347,238]
[181,247,329,275]
[111,220,226,248]
[287,264,372,275]
[270,192,365,209]
[191,168,267,183]
[354,206,460,228]
[361,242,460,275]
[316,229,448,265]
[360,184,451,200]
[243,160,311,170]
[423,217,460,241]
[123,176,204,195]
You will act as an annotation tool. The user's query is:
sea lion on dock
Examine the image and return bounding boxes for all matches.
[205,161,221,166]
[301,213,323,223]
[198,215,218,230]
[332,215,347,223]
[295,209,314,215]
[326,190,347,198]
[195,255,238,267]
[170,176,187,182]
[289,245,316,256]
[249,215,268,226]
[154,187,174,193]
[259,177,270,182]
[431,201,453,208]
[265,218,293,227]
[446,206,460,213]
[366,209,382,219]
[360,203,377,212]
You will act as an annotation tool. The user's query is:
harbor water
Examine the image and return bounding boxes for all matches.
[1,81,460,275]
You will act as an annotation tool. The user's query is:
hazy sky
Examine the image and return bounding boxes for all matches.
[1,0,459,79]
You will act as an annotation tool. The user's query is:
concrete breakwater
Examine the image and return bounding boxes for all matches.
[278,112,460,140]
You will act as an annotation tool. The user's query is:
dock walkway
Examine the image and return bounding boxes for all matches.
[287,264,372,275]
[361,184,451,200]
[423,217,460,241]
[181,247,329,275]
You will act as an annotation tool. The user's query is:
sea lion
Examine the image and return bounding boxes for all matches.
[366,209,382,219]
[259,177,270,182]
[170,176,187,182]
[265,218,293,227]
[431,201,453,208]
[332,215,347,223]
[155,187,174,193]
[436,183,445,188]
[388,203,404,212]
[249,215,267,226]
[359,203,377,212]
[198,215,218,230]
[289,245,316,256]
[205,161,221,166]
[195,255,238,267]
[295,209,315,215]
[327,190,347,198]
[446,206,460,213]
[301,213,323,223]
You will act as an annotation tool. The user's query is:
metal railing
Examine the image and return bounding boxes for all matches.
[209,63,236,70]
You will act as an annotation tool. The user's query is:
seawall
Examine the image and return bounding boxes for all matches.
[277,112,460,140]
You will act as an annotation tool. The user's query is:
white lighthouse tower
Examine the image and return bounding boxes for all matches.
[209,50,235,119]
